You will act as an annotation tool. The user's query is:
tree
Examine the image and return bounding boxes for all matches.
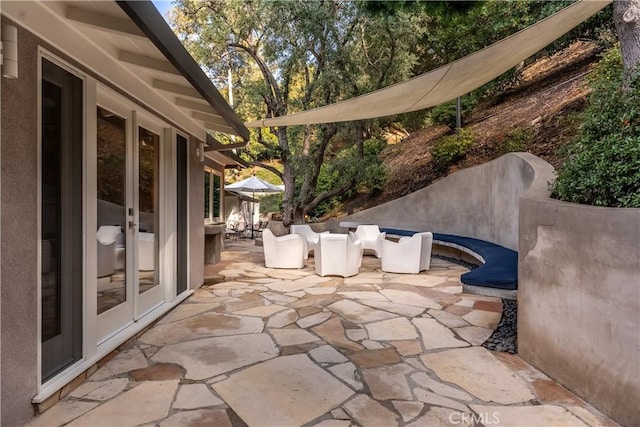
[614,0,640,76]
[552,1,640,207]
[170,0,422,224]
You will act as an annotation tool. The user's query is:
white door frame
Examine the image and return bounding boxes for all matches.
[34,55,192,404]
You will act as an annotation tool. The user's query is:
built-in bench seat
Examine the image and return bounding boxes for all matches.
[380,228,517,300]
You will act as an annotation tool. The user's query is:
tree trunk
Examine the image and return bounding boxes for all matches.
[355,122,365,158]
[614,0,640,74]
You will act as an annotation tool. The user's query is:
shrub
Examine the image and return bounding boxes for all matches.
[497,127,534,155]
[309,138,387,218]
[259,193,282,214]
[429,97,478,129]
[552,48,640,208]
[431,129,475,166]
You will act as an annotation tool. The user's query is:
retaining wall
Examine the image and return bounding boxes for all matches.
[518,197,640,426]
[332,152,555,250]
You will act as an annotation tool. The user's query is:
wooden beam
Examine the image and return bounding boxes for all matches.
[205,141,247,151]
[152,79,201,98]
[192,111,229,124]
[204,121,237,134]
[66,5,146,38]
[118,51,181,75]
[175,97,222,116]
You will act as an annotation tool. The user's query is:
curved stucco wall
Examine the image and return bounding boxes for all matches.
[518,197,640,426]
[333,152,555,250]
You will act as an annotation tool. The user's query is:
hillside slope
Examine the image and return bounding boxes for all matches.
[332,41,602,217]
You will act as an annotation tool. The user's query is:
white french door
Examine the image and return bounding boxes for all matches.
[135,117,165,317]
[95,92,168,342]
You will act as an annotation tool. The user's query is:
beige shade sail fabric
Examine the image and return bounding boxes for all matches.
[246,0,611,128]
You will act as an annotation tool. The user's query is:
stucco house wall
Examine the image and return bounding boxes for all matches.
[190,136,205,290]
[1,20,40,427]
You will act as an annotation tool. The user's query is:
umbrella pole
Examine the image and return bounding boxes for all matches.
[251,189,255,239]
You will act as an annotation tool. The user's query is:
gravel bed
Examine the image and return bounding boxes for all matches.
[483,299,518,354]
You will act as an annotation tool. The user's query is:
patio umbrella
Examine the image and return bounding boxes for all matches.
[226,175,283,238]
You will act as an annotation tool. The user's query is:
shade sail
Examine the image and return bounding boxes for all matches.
[246,0,611,128]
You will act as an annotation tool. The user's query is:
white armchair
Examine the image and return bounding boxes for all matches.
[381,232,433,274]
[354,225,386,258]
[263,229,308,269]
[314,232,363,278]
[138,232,155,271]
[97,226,122,277]
[290,224,329,256]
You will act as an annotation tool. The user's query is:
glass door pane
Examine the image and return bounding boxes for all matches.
[204,170,211,220]
[41,59,83,381]
[96,107,127,314]
[138,127,160,295]
[213,174,221,220]
[176,134,188,295]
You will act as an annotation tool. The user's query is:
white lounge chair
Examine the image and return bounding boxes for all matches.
[97,226,122,277]
[314,232,363,277]
[290,224,329,256]
[138,232,156,271]
[263,229,308,269]
[381,232,433,274]
[354,225,386,258]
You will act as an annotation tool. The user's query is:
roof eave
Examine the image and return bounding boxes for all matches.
[117,1,250,141]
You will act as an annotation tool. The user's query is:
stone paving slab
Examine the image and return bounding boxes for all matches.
[26,401,99,427]
[421,347,535,404]
[327,299,398,323]
[312,316,366,352]
[152,333,279,380]
[362,363,414,400]
[469,404,588,426]
[30,240,618,427]
[89,348,148,381]
[139,312,264,346]
[68,378,128,401]
[67,380,178,426]
[173,384,224,409]
[366,317,418,341]
[343,394,399,426]
[159,409,233,427]
[270,327,321,346]
[213,354,354,426]
[328,362,364,391]
[156,302,221,324]
[413,317,470,350]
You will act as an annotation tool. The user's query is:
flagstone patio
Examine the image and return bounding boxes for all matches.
[28,240,618,427]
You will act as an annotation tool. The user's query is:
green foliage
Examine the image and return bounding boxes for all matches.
[310,138,387,218]
[259,193,282,214]
[552,48,640,208]
[171,0,618,219]
[368,1,613,105]
[497,127,534,155]
[395,110,431,133]
[429,97,478,128]
[252,166,283,185]
[431,129,475,166]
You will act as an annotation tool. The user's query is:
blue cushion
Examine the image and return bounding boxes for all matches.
[379,228,418,237]
[380,228,518,291]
